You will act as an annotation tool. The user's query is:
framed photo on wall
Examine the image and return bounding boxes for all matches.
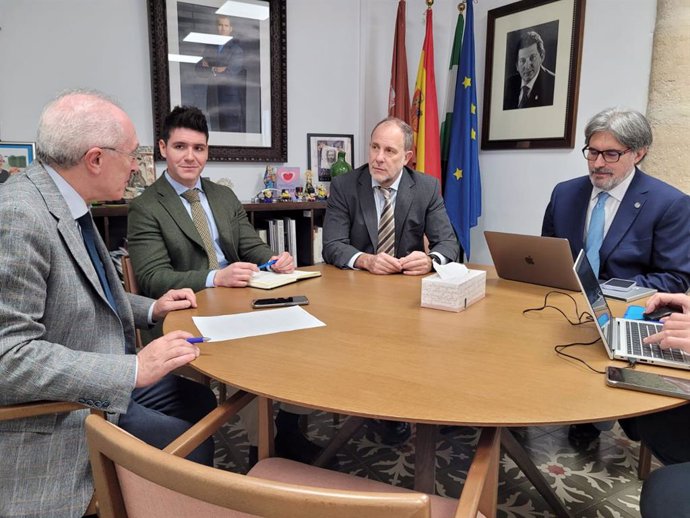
[481,0,586,149]
[306,134,354,182]
[0,141,36,183]
[147,0,287,162]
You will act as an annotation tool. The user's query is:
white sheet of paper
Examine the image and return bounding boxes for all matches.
[191,305,326,342]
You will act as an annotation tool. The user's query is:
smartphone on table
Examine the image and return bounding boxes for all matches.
[601,278,637,292]
[605,366,690,400]
[251,295,309,309]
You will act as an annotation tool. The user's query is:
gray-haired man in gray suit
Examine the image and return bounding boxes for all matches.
[323,117,459,274]
[0,90,217,517]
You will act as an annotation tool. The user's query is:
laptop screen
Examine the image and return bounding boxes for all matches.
[573,250,615,357]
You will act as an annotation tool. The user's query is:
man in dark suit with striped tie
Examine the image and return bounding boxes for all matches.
[323,117,459,275]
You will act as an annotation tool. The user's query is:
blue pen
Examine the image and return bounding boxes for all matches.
[258,259,277,270]
[187,337,211,344]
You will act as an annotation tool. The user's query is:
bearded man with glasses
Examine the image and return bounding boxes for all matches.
[542,107,690,293]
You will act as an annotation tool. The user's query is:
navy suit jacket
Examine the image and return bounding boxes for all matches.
[322,165,459,268]
[542,169,690,293]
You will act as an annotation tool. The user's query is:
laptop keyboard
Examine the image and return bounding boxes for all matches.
[626,320,689,363]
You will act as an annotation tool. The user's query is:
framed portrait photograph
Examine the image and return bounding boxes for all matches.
[0,141,36,183]
[147,0,287,162]
[306,134,354,182]
[481,0,586,150]
[123,146,157,200]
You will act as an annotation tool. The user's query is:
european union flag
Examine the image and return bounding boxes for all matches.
[443,0,481,259]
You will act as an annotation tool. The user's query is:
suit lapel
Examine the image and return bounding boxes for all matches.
[600,170,647,264]
[154,175,206,250]
[28,165,122,316]
[358,170,379,248]
[394,169,415,256]
[566,179,592,255]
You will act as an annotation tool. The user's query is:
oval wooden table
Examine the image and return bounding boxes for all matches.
[165,264,689,517]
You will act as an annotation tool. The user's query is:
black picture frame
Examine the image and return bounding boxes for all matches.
[306,133,354,183]
[147,0,287,162]
[481,0,586,150]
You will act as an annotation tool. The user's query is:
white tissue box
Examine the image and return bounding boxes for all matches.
[421,269,486,312]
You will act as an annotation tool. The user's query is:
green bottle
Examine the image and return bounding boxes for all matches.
[330,151,352,178]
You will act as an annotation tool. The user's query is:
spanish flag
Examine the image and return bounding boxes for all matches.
[410,5,441,185]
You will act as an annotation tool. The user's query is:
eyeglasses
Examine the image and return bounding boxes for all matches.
[582,146,631,163]
[101,146,139,161]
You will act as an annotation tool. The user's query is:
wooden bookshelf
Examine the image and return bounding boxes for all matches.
[91,201,327,267]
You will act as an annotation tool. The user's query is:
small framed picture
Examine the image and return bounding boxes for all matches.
[122,146,157,199]
[306,133,354,182]
[481,0,586,149]
[0,141,36,183]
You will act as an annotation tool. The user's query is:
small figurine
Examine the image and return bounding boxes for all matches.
[263,165,276,189]
[260,188,274,203]
[279,189,292,202]
[315,184,328,200]
[294,186,304,201]
[304,169,315,194]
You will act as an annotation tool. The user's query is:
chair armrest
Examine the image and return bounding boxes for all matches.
[163,390,255,458]
[0,401,88,421]
[454,427,500,518]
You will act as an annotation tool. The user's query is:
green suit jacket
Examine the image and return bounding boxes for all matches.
[127,174,273,300]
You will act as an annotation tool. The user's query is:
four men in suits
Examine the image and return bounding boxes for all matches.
[503,30,556,110]
[323,117,459,275]
[0,90,216,517]
[127,105,320,465]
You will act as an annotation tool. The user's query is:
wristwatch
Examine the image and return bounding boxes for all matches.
[429,254,442,265]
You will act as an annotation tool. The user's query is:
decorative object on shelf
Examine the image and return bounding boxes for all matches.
[147,0,287,162]
[215,177,234,189]
[263,165,276,189]
[306,133,354,182]
[276,166,300,196]
[0,141,36,183]
[481,0,586,149]
[123,146,156,199]
[294,186,304,200]
[257,188,278,203]
[279,189,292,202]
[304,169,316,194]
[329,150,352,178]
[315,184,328,200]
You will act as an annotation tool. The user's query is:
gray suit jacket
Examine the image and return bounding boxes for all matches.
[127,174,273,299]
[322,165,460,267]
[0,163,150,517]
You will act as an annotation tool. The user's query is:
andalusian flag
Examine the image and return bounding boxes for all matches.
[443,0,482,259]
[440,8,464,172]
[388,0,410,123]
[410,5,441,185]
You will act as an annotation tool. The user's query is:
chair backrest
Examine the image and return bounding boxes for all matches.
[121,255,139,295]
[86,415,432,518]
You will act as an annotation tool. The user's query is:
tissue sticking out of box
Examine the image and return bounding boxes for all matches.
[421,263,487,312]
[433,261,469,280]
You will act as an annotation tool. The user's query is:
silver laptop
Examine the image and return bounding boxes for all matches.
[485,231,580,291]
[573,249,690,370]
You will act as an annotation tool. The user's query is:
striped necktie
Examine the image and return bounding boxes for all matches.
[377,187,395,256]
[518,85,530,108]
[181,188,220,269]
[585,192,610,278]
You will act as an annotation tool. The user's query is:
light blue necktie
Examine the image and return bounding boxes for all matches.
[585,192,610,278]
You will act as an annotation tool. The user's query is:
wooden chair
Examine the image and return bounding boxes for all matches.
[1,401,100,515]
[86,395,499,518]
[121,255,218,396]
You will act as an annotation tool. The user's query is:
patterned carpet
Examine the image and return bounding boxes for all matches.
[212,407,658,518]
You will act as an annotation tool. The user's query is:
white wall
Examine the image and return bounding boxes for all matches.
[0,0,657,265]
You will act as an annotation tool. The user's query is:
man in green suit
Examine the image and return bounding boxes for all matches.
[127,105,319,465]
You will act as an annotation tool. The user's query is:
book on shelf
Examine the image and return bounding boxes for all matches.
[247,269,322,290]
[313,226,324,264]
[257,228,268,245]
[284,217,298,265]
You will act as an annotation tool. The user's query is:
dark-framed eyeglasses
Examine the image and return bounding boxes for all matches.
[582,146,631,163]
